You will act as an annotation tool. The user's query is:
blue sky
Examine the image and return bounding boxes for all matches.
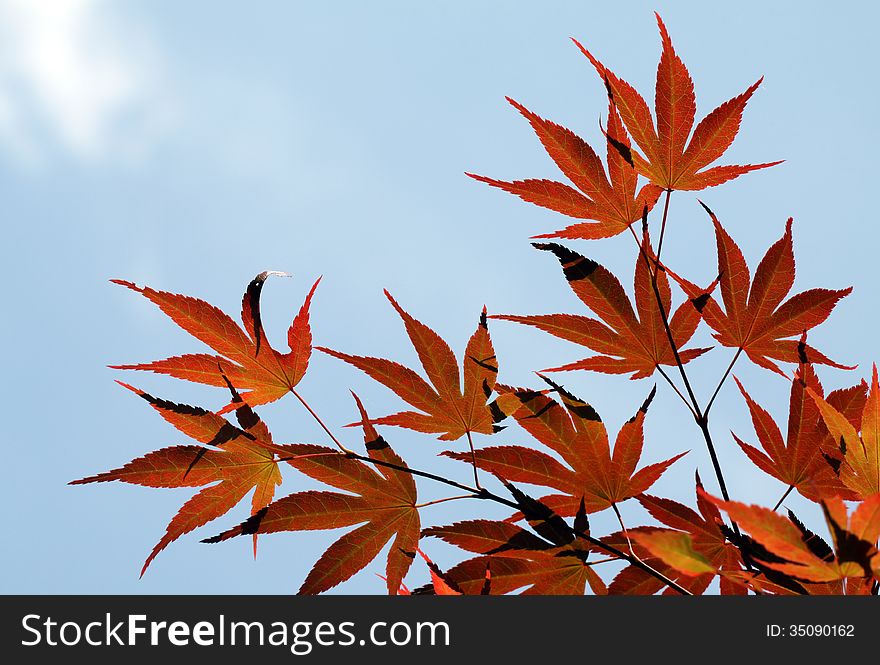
[2,0,878,594]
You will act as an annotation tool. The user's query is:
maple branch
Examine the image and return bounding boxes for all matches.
[627,221,702,414]
[630,206,738,514]
[354,452,690,593]
[694,421,735,503]
[704,347,744,417]
[290,385,691,595]
[772,485,795,512]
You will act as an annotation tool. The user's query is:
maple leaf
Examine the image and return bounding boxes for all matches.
[111,272,320,412]
[70,379,292,575]
[204,394,420,595]
[317,291,506,441]
[608,476,745,595]
[467,97,663,240]
[423,518,607,595]
[574,14,781,190]
[671,207,851,375]
[810,365,880,499]
[445,379,685,515]
[492,239,709,379]
[707,492,880,584]
[733,364,861,502]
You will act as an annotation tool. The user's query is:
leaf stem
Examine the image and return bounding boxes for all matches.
[655,365,697,417]
[611,502,635,556]
[705,347,744,417]
[413,495,474,509]
[653,188,673,277]
[291,388,353,454]
[466,430,482,490]
[772,485,795,512]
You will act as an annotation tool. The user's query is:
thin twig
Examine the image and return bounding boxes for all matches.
[628,209,734,505]
[629,203,750,564]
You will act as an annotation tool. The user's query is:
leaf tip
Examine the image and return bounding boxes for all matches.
[479,306,489,329]
[639,384,658,414]
[114,380,141,395]
[697,199,715,218]
[505,96,527,115]
[383,289,405,316]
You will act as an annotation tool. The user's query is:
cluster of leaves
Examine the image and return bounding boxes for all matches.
[74,14,879,595]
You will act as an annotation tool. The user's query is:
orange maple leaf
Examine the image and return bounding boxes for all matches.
[733,364,862,502]
[810,365,880,499]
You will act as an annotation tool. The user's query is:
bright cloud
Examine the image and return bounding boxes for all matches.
[0,0,173,166]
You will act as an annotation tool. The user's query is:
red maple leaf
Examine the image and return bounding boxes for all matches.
[70,380,295,574]
[204,394,420,595]
[317,291,506,441]
[467,98,662,240]
[493,236,709,379]
[446,379,684,515]
[670,206,851,375]
[112,271,320,411]
[574,14,781,190]
[424,518,606,595]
